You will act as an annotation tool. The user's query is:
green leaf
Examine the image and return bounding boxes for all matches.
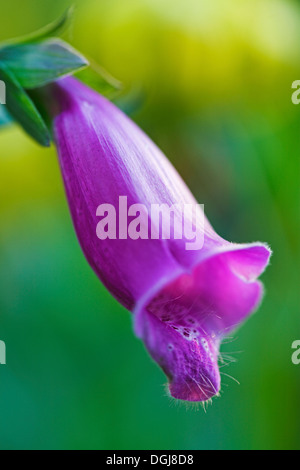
[114,86,145,116]
[0,39,88,89]
[0,62,50,146]
[76,59,122,99]
[0,7,74,48]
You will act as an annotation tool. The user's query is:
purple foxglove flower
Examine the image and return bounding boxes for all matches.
[47,76,271,402]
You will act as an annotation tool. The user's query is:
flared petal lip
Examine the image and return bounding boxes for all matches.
[134,241,272,338]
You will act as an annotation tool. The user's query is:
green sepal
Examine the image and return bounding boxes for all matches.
[0,62,50,146]
[0,39,88,89]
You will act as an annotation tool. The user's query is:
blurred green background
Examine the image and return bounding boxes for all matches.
[0,0,299,450]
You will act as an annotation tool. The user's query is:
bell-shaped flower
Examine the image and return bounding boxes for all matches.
[47,77,271,401]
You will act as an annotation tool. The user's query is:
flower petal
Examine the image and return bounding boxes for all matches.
[47,77,272,402]
[134,244,271,400]
[136,308,221,401]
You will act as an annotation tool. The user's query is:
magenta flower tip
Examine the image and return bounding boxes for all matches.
[134,243,271,401]
[48,77,271,402]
